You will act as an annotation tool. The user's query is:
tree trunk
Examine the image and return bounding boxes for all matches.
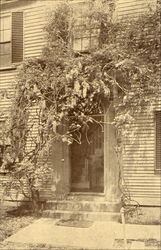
[31,189,40,215]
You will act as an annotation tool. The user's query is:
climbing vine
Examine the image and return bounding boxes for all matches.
[0,1,160,211]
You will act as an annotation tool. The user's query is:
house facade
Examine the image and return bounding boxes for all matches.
[0,0,160,218]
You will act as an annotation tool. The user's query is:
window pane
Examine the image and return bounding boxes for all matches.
[82,37,90,51]
[0,43,11,55]
[0,30,11,42]
[0,19,3,31]
[0,54,11,67]
[0,16,10,30]
[0,44,4,55]
[73,38,82,51]
[3,43,11,55]
[3,30,11,42]
[0,16,11,43]
[3,16,11,30]
[91,36,99,49]
[0,33,4,43]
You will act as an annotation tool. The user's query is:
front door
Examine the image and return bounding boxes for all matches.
[71,115,104,193]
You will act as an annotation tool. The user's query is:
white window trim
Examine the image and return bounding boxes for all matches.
[0,13,12,69]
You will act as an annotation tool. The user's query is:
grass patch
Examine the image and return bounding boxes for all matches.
[0,203,36,248]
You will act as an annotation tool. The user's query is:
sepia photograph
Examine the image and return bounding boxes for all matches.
[0,0,160,249]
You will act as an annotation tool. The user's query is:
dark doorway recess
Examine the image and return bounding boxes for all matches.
[71,115,104,193]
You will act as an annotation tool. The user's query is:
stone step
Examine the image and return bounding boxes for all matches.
[43,209,120,221]
[67,193,105,201]
[45,200,121,212]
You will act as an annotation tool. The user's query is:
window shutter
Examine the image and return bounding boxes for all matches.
[12,12,23,63]
[155,111,161,170]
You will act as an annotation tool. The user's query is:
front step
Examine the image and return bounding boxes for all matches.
[67,193,105,201]
[45,200,121,212]
[43,198,121,221]
[43,209,120,221]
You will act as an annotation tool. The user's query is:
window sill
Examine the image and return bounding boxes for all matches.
[0,63,20,71]
[0,171,8,175]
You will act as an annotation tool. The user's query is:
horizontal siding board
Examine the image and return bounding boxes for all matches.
[123,154,154,158]
[124,176,161,179]
[123,171,156,174]
[24,22,46,29]
[24,31,45,37]
[24,48,43,54]
[125,179,161,184]
[25,54,41,58]
[24,44,44,50]
[124,147,155,150]
[130,197,160,206]
[25,9,45,17]
[24,15,46,24]
[24,40,45,47]
[24,39,46,47]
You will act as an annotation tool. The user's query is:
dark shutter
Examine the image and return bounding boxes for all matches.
[12,12,23,63]
[156,111,161,170]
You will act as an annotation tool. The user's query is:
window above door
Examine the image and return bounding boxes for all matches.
[72,1,99,52]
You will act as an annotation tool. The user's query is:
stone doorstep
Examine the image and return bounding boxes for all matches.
[67,192,105,200]
[45,200,121,212]
[43,209,120,221]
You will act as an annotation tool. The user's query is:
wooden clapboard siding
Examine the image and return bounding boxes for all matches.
[116,0,161,205]
[116,0,157,19]
[22,0,61,58]
[0,69,17,199]
[122,86,161,205]
[122,107,161,206]
[23,4,47,58]
[25,105,57,200]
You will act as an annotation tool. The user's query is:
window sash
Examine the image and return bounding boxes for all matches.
[0,15,11,67]
[72,2,99,52]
